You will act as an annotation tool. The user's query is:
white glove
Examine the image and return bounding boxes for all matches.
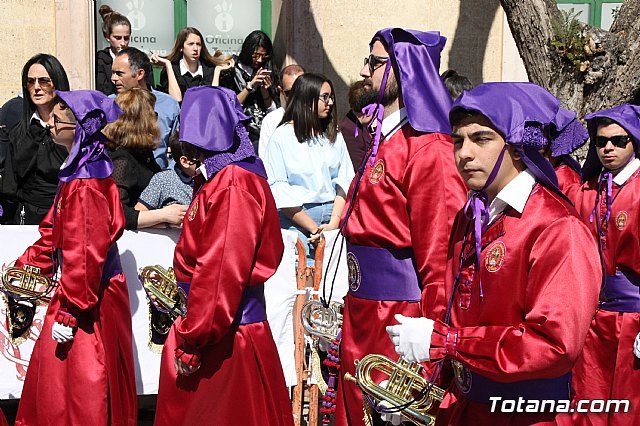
[386,314,434,363]
[634,332,640,359]
[377,381,409,425]
[52,322,75,343]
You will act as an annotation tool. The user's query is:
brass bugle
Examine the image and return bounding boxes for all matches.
[139,265,184,318]
[1,264,56,303]
[344,353,444,426]
[300,300,343,343]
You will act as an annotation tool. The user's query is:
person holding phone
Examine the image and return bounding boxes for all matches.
[219,30,279,153]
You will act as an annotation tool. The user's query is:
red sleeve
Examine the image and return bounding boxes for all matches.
[430,216,601,381]
[56,185,113,319]
[175,185,264,354]
[403,138,467,318]
[15,207,55,275]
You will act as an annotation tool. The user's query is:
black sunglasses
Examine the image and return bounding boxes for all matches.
[594,135,631,148]
[26,77,53,88]
[364,54,389,73]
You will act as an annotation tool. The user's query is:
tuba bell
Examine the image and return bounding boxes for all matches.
[301,299,343,343]
[1,264,57,339]
[344,353,445,426]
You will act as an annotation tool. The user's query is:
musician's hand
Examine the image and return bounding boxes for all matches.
[377,381,409,425]
[634,332,640,359]
[175,355,201,376]
[386,314,433,363]
[52,322,75,343]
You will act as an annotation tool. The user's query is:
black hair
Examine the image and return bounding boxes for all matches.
[20,53,70,125]
[441,69,473,100]
[238,30,274,71]
[281,73,338,143]
[449,108,480,128]
[99,5,131,38]
[116,47,153,88]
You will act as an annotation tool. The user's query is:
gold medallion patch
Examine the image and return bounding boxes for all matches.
[615,211,628,230]
[347,252,361,292]
[484,241,506,272]
[188,200,199,221]
[369,159,385,184]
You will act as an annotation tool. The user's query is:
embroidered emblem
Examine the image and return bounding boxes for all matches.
[188,200,199,221]
[452,360,473,394]
[484,241,505,272]
[615,211,628,230]
[56,198,62,215]
[369,159,385,184]
[347,252,361,292]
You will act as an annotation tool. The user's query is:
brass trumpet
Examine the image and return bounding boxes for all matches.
[344,354,445,426]
[138,265,185,319]
[300,300,343,343]
[1,264,56,302]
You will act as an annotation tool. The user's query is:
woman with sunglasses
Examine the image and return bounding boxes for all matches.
[103,88,188,229]
[1,54,70,225]
[96,5,131,96]
[11,90,136,425]
[152,27,231,103]
[219,30,279,152]
[264,73,354,265]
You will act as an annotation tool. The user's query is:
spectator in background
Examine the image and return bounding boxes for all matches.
[1,54,69,225]
[103,88,187,229]
[152,27,232,103]
[219,30,279,152]
[441,68,473,100]
[96,5,131,96]
[258,63,305,159]
[339,80,373,172]
[136,130,194,212]
[112,47,180,168]
[265,73,354,265]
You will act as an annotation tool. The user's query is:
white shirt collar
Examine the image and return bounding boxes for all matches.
[485,169,536,223]
[612,157,640,185]
[379,107,408,140]
[197,164,210,181]
[180,59,203,78]
[109,49,116,60]
[31,110,49,128]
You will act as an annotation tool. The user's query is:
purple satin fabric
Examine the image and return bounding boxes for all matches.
[100,244,123,281]
[372,28,452,134]
[346,243,421,301]
[176,282,267,324]
[600,270,640,312]
[56,90,122,182]
[583,104,640,180]
[456,365,572,403]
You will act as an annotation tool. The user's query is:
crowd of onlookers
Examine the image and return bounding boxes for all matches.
[0,4,471,261]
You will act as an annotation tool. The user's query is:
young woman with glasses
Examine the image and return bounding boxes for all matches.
[1,53,70,225]
[152,27,231,103]
[219,30,279,152]
[264,73,354,265]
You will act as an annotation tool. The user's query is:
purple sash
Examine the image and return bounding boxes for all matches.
[100,244,123,281]
[346,243,421,301]
[176,282,267,325]
[599,270,640,312]
[454,360,571,403]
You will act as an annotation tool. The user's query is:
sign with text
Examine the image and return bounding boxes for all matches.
[187,0,262,55]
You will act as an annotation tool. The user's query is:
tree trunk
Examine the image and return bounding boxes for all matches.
[500,0,640,117]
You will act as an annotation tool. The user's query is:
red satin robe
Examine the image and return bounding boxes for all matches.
[571,168,640,426]
[555,163,582,196]
[431,184,601,426]
[0,408,7,426]
[154,165,293,426]
[13,178,136,426]
[335,124,467,426]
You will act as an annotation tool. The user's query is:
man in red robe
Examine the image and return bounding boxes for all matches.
[334,28,467,426]
[154,86,293,426]
[571,104,640,426]
[10,90,137,425]
[386,83,601,426]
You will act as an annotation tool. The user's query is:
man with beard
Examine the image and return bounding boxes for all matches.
[340,80,373,172]
[334,28,467,426]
